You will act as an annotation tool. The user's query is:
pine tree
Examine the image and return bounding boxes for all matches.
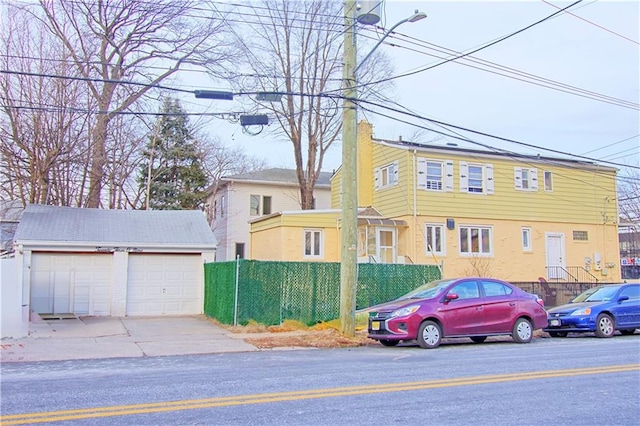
[139,98,208,210]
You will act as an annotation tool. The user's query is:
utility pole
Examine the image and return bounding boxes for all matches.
[338,3,426,336]
[339,0,358,337]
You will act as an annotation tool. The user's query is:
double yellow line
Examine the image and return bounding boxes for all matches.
[2,364,638,425]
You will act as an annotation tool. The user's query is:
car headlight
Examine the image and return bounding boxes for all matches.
[390,305,420,318]
[570,308,591,316]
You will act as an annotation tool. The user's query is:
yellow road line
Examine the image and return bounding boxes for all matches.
[2,364,638,425]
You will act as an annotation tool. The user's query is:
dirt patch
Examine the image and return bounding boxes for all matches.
[211,319,377,349]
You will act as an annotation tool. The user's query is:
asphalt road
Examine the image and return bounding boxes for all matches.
[1,335,639,425]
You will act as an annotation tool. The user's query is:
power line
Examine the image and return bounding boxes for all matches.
[356,0,585,89]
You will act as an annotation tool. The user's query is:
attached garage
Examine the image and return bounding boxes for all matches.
[13,204,216,323]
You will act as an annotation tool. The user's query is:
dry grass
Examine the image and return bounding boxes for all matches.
[211,318,377,349]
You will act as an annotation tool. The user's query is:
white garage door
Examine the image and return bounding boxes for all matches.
[31,253,113,315]
[126,254,202,316]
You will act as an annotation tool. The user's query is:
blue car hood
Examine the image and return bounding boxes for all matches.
[547,301,597,314]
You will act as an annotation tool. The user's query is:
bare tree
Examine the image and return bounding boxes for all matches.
[29,0,234,207]
[0,8,90,206]
[225,0,393,209]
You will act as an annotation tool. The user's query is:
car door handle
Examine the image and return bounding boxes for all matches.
[509,302,516,306]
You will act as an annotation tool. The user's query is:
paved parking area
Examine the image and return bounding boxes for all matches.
[0,315,258,363]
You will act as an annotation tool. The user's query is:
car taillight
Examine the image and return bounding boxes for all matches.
[536,297,545,307]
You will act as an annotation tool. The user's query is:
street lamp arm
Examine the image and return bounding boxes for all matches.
[354,10,426,74]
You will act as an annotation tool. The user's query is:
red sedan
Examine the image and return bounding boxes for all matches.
[367,277,548,348]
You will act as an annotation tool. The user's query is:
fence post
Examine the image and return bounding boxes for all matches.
[234,256,240,326]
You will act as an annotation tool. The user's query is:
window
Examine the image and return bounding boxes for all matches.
[304,229,323,257]
[573,231,588,241]
[449,281,480,300]
[262,196,272,215]
[220,196,225,217]
[213,200,218,219]
[460,162,494,194]
[250,194,260,216]
[544,171,553,191]
[459,226,492,255]
[250,195,271,216]
[235,243,245,259]
[481,281,513,297]
[522,227,532,251]
[374,161,398,190]
[514,167,538,191]
[417,159,454,192]
[425,224,445,255]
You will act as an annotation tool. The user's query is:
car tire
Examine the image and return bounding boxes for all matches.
[379,339,399,347]
[549,331,568,338]
[470,336,487,343]
[620,329,636,336]
[512,317,533,343]
[594,313,615,338]
[417,320,442,349]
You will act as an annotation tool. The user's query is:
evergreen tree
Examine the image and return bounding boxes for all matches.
[138,98,208,210]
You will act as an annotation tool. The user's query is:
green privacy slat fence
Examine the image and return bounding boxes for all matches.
[204,260,441,326]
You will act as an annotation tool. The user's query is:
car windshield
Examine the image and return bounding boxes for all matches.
[398,279,456,300]
[572,286,620,303]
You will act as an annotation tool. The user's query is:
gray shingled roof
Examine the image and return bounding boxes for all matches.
[222,168,332,186]
[15,204,216,247]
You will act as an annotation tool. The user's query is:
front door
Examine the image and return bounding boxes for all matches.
[376,228,396,264]
[546,233,566,280]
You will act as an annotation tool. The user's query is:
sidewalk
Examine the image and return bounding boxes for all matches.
[0,315,258,363]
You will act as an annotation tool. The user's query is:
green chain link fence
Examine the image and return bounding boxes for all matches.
[204,259,441,326]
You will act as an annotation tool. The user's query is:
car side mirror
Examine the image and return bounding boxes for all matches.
[445,293,459,302]
[618,295,629,303]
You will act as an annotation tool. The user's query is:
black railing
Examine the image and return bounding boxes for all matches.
[545,266,599,283]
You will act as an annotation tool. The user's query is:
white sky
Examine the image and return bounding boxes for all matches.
[181,0,639,175]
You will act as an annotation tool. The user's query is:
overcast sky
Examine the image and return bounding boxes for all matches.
[184,0,639,175]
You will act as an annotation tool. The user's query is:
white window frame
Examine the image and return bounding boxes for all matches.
[425,224,445,256]
[303,229,323,258]
[514,167,539,191]
[417,158,454,192]
[459,162,494,194]
[376,227,396,264]
[459,225,493,256]
[374,160,399,190]
[522,227,532,252]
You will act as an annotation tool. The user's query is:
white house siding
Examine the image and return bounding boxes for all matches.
[212,181,331,261]
[125,253,203,316]
[30,253,113,316]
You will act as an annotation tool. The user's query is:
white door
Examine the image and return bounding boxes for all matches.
[376,228,396,264]
[546,233,566,280]
[30,253,112,315]
[126,254,202,316]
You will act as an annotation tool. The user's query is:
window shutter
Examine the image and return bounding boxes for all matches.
[417,158,427,190]
[459,161,468,193]
[374,167,381,190]
[485,164,494,194]
[514,167,523,190]
[445,160,454,192]
[392,160,399,185]
[530,168,538,191]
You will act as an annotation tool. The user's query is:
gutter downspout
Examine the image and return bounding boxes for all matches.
[413,150,418,262]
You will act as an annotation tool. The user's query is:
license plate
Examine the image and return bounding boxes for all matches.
[550,319,561,327]
[371,321,381,331]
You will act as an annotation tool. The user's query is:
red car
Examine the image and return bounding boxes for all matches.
[367,277,548,348]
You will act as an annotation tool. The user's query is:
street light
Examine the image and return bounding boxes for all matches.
[339,2,427,337]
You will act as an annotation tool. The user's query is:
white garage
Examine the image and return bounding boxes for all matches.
[126,254,203,315]
[13,204,216,324]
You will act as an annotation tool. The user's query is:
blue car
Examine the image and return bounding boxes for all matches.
[543,283,640,338]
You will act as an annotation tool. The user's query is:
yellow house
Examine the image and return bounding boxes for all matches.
[250,121,621,282]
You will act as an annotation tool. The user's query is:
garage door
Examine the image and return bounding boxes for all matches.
[31,253,113,315]
[126,254,202,316]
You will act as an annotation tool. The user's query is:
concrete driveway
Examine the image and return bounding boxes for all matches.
[0,315,258,363]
